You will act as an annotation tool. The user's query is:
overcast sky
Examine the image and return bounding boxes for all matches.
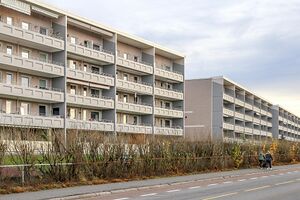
[43,0,300,115]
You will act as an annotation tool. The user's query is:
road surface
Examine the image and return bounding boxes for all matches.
[86,165,300,200]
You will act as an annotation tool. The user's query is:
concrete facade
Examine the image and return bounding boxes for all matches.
[0,0,185,141]
[185,77,274,142]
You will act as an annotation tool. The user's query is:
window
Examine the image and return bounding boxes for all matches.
[6,101,12,114]
[123,114,127,124]
[22,50,29,59]
[70,37,76,44]
[91,112,100,121]
[6,46,12,55]
[123,53,128,60]
[93,44,100,51]
[133,116,138,125]
[116,92,119,101]
[134,77,138,83]
[20,102,30,115]
[39,79,47,89]
[82,110,87,121]
[83,88,87,96]
[165,66,171,71]
[123,94,128,103]
[134,96,138,104]
[21,76,29,87]
[6,17,12,25]
[6,73,12,85]
[70,60,76,69]
[165,102,171,109]
[91,89,100,98]
[40,53,48,62]
[53,107,60,116]
[84,40,92,48]
[123,74,128,81]
[165,120,171,128]
[134,56,138,62]
[83,64,87,72]
[69,108,76,119]
[70,85,76,95]
[39,105,46,116]
[21,22,29,30]
[91,66,100,74]
[0,71,2,83]
[39,27,47,35]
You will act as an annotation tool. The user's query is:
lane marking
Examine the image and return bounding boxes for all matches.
[250,177,257,180]
[223,181,232,184]
[275,180,295,186]
[202,192,238,200]
[166,189,181,193]
[245,185,271,192]
[238,179,246,182]
[140,193,157,197]
[189,186,201,189]
[114,198,129,200]
[208,183,218,187]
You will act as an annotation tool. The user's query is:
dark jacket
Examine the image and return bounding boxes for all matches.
[265,153,273,161]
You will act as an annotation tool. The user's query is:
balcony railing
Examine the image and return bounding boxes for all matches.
[0,20,64,51]
[0,82,64,103]
[154,107,184,118]
[117,79,153,95]
[67,118,114,131]
[67,42,114,64]
[154,87,184,100]
[117,56,153,74]
[154,67,183,82]
[154,126,183,136]
[0,51,65,77]
[116,123,153,134]
[117,101,153,115]
[223,122,234,130]
[0,112,64,129]
[67,94,114,109]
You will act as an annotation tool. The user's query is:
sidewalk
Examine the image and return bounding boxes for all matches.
[1,164,299,200]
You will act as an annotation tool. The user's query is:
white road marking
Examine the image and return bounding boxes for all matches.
[208,183,218,187]
[261,176,268,178]
[238,179,246,182]
[250,177,257,180]
[166,189,181,193]
[140,193,157,197]
[189,186,201,189]
[275,180,295,186]
[223,181,232,184]
[114,198,129,200]
[245,185,271,192]
[202,192,238,200]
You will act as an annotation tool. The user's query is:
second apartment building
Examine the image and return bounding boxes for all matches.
[0,0,185,140]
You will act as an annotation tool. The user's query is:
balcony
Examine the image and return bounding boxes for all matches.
[154,127,183,136]
[245,115,253,122]
[223,122,234,130]
[253,117,261,124]
[253,129,261,135]
[154,87,183,100]
[223,93,234,103]
[67,68,114,86]
[266,132,273,137]
[117,56,153,74]
[0,83,64,103]
[245,102,253,110]
[117,101,152,115]
[235,98,245,107]
[117,79,153,95]
[0,52,64,77]
[67,42,114,64]
[116,124,152,134]
[154,68,183,82]
[0,113,64,129]
[223,108,234,116]
[0,21,64,52]
[261,120,267,126]
[261,109,268,116]
[253,106,260,113]
[267,112,272,118]
[235,112,244,120]
[235,125,244,133]
[154,107,183,118]
[67,119,114,132]
[67,94,114,109]
[245,127,253,134]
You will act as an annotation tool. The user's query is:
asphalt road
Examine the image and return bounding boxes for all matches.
[89,166,300,200]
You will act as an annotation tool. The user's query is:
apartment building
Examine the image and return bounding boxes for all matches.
[185,77,273,142]
[0,0,185,142]
[272,106,300,142]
